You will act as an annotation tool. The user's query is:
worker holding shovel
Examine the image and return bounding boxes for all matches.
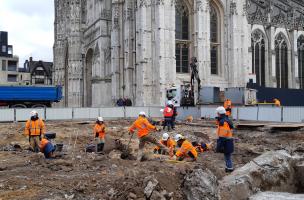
[129,111,168,161]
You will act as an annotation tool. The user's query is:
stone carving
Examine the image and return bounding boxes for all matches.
[246,0,304,29]
[230,1,238,15]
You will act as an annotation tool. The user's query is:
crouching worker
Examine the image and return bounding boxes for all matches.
[24,110,45,152]
[94,117,106,152]
[154,133,176,157]
[39,137,55,159]
[215,106,234,173]
[174,134,197,162]
[192,141,211,153]
[129,111,168,161]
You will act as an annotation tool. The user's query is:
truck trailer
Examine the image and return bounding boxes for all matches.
[0,85,62,108]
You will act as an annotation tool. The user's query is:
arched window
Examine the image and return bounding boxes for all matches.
[251,30,266,86]
[175,0,190,73]
[275,33,288,89]
[297,35,304,89]
[210,3,220,75]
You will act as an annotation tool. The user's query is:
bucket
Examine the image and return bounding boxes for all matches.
[55,143,63,152]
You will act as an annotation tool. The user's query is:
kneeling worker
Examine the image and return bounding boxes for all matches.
[24,110,45,152]
[154,133,176,157]
[94,117,106,152]
[192,141,212,153]
[39,137,55,159]
[174,134,197,162]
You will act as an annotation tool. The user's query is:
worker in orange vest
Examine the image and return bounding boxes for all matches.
[191,141,212,153]
[224,98,232,117]
[215,106,234,173]
[24,110,45,152]
[273,98,281,107]
[39,137,55,159]
[129,111,168,161]
[163,101,174,131]
[94,116,106,152]
[173,134,197,162]
[154,133,176,157]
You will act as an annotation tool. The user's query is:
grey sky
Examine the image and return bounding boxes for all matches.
[0,0,54,67]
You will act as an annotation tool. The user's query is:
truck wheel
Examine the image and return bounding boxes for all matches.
[31,104,46,108]
[11,104,27,108]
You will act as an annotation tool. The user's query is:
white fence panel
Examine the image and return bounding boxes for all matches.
[16,108,45,121]
[73,108,99,120]
[232,107,238,120]
[100,107,124,118]
[201,107,217,119]
[258,107,281,122]
[46,108,73,120]
[177,107,201,120]
[238,107,258,121]
[282,107,304,123]
[0,109,14,122]
[149,107,163,118]
[125,107,149,118]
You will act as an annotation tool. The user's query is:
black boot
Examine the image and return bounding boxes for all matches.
[97,143,104,152]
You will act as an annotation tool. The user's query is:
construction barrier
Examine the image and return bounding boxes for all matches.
[282,107,304,123]
[0,106,304,123]
[0,109,14,122]
[15,108,45,121]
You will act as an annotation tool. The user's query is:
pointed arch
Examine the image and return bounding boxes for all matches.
[251,29,266,86]
[297,35,304,89]
[175,0,190,73]
[85,48,94,107]
[210,1,222,75]
[275,33,289,89]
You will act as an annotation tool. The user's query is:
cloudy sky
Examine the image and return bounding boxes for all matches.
[0,0,54,67]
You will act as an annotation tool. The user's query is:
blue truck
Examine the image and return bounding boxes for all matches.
[0,85,62,108]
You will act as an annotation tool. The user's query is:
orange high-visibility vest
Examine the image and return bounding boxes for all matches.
[163,106,174,117]
[25,119,45,136]
[154,138,176,156]
[176,140,198,159]
[39,138,49,151]
[94,123,106,139]
[217,121,233,138]
[129,116,156,138]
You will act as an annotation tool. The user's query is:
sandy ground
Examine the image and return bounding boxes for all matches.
[0,119,304,200]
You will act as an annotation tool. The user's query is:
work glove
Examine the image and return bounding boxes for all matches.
[171,155,177,160]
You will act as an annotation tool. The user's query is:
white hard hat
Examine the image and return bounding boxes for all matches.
[160,109,164,112]
[174,134,184,142]
[162,133,169,141]
[97,116,103,122]
[167,100,173,105]
[30,110,38,117]
[139,111,146,116]
[216,106,226,115]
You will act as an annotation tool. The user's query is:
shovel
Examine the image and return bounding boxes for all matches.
[120,133,135,159]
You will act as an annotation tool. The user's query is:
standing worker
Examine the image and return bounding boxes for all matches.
[215,106,234,173]
[224,98,232,117]
[94,117,106,152]
[24,110,45,152]
[163,101,174,131]
[174,134,197,162]
[273,98,281,107]
[153,133,176,157]
[172,101,178,130]
[129,111,167,161]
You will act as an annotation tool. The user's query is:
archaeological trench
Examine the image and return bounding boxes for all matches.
[0,119,304,200]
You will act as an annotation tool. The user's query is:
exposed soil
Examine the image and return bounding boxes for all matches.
[0,119,303,200]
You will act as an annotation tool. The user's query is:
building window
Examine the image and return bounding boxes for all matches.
[210,3,221,75]
[251,30,266,86]
[2,45,6,53]
[7,61,17,71]
[275,33,288,89]
[2,60,6,71]
[175,0,190,73]
[297,35,304,89]
[7,74,17,82]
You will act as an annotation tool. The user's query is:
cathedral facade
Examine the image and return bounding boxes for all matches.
[53,0,304,107]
